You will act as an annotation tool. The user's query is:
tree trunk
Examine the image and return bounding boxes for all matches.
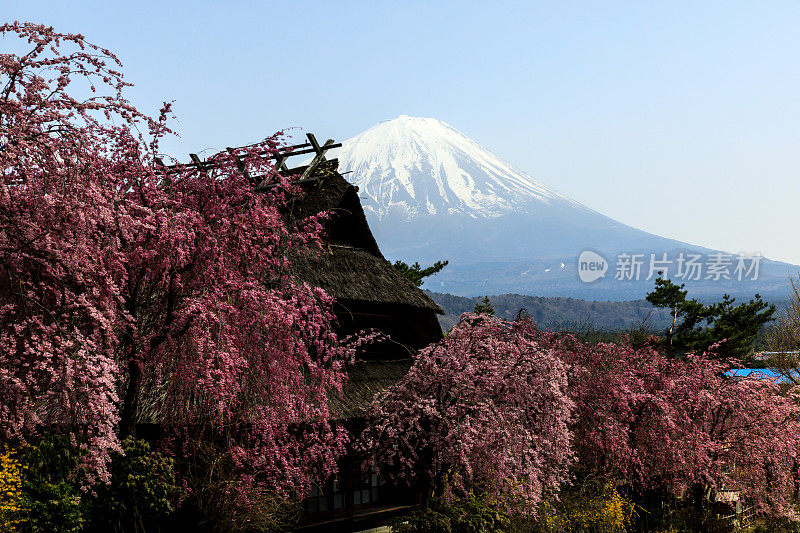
[691,482,705,515]
[119,357,142,437]
[669,305,678,345]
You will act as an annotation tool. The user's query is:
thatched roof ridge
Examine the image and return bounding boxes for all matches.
[286,161,441,313]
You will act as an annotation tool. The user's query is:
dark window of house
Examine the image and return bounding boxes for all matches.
[333,478,344,510]
[371,472,379,501]
[353,470,381,507]
[305,483,328,513]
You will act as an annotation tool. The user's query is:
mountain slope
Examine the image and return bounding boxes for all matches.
[329,116,797,300]
[335,115,582,219]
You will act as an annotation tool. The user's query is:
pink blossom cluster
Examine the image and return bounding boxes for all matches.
[364,314,800,517]
[542,331,800,516]
[361,314,575,510]
[0,23,350,493]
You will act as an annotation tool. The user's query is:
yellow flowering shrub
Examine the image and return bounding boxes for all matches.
[0,447,24,532]
[538,486,637,532]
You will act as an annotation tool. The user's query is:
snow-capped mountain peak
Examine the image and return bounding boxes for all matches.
[326,116,796,300]
[332,115,579,220]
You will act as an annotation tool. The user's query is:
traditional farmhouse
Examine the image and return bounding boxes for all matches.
[159,134,443,531]
[281,140,443,532]
[285,159,443,356]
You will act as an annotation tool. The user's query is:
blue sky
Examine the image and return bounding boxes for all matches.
[5,1,800,265]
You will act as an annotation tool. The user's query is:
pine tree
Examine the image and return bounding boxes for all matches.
[393,260,449,287]
[473,296,495,315]
[646,275,775,361]
[646,276,688,345]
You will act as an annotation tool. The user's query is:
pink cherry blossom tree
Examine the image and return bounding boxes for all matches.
[0,22,350,494]
[360,314,574,513]
[538,331,800,517]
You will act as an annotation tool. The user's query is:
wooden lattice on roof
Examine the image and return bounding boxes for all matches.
[154,132,342,190]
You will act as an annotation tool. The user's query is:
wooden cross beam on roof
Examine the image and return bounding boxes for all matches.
[273,153,289,173]
[307,133,323,154]
[155,134,341,179]
[189,153,210,178]
[300,133,337,181]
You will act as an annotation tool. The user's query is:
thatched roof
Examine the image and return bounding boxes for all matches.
[292,245,441,311]
[287,163,441,313]
[329,359,412,419]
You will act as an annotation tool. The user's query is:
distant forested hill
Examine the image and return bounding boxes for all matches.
[426,291,675,333]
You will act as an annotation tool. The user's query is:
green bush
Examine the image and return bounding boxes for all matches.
[394,507,453,533]
[18,436,87,533]
[86,436,183,532]
[751,516,800,533]
[16,435,182,533]
[394,494,508,533]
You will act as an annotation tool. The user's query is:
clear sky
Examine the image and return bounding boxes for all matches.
[4,1,800,264]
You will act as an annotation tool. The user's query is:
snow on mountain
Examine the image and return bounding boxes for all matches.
[332,115,585,220]
[328,116,797,300]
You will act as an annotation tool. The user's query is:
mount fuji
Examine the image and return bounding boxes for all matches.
[328,116,796,300]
